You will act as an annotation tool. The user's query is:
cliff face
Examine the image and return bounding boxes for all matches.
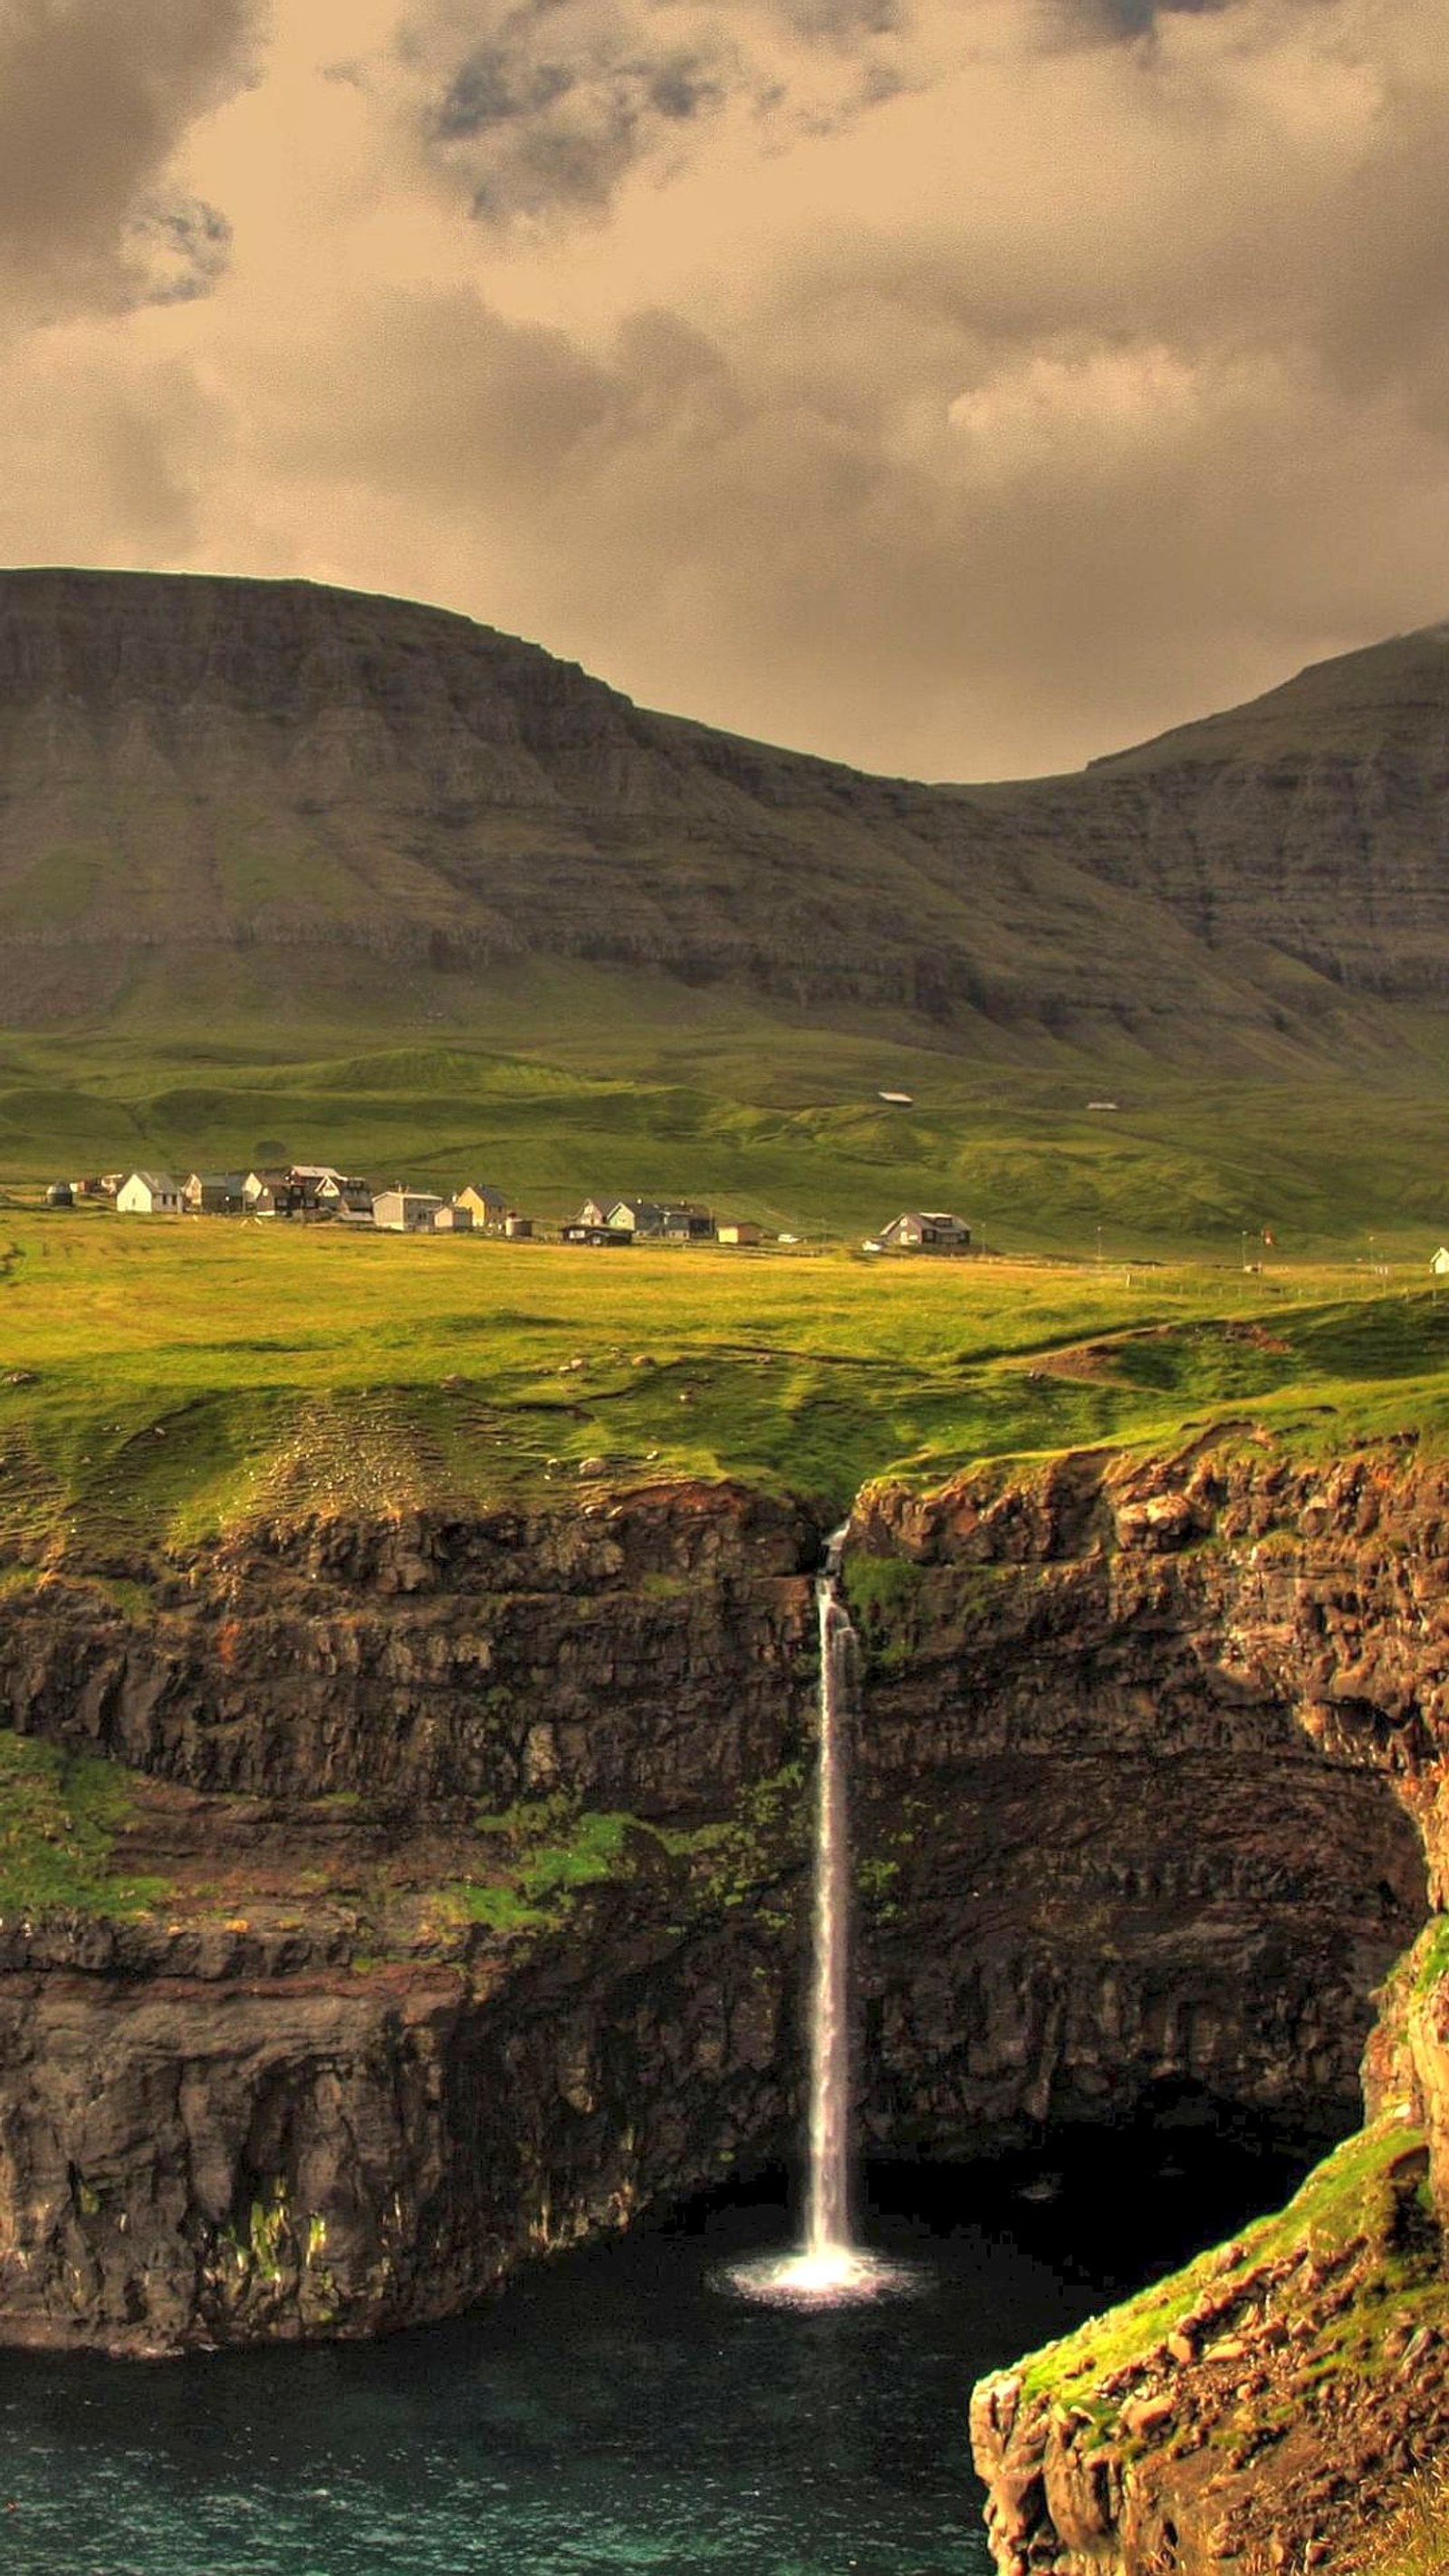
[0,1444,1439,2362]
[0,1887,798,2355]
[2,1482,817,1810]
[848,1444,1437,2155]
[903,1441,1449,2573]
[0,1485,821,2352]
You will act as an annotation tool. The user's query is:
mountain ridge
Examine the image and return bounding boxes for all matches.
[2,564,1445,1050]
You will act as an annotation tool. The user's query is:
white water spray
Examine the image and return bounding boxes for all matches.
[725,1530,914,2307]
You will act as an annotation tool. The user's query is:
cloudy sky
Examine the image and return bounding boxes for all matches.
[4,0,1448,778]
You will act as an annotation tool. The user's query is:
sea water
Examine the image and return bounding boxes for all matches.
[0,2142,1303,2576]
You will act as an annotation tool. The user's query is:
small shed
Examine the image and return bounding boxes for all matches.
[433,1204,474,1232]
[1432,1246,1449,1276]
[117,1171,183,1217]
[716,1221,763,1246]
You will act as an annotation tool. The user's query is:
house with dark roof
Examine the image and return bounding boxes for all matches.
[182,1171,246,1215]
[315,1175,374,1220]
[454,1183,508,1232]
[117,1171,183,1216]
[605,1199,715,1241]
[562,1220,631,1246]
[877,1211,972,1251]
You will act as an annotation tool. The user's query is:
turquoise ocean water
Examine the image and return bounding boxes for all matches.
[0,2147,1299,2576]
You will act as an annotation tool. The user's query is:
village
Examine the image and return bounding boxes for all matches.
[43,1167,976,1254]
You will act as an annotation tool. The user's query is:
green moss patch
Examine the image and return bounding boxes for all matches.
[1019,2119,1435,2422]
[0,1729,169,1918]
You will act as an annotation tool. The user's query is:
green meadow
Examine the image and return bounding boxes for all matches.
[2,1207,1448,1554]
[2,966,1449,1261]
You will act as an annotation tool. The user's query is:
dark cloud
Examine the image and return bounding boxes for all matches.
[125,197,234,304]
[1099,0,1232,25]
[0,0,260,320]
[782,0,903,42]
[404,0,910,224]
[419,5,738,219]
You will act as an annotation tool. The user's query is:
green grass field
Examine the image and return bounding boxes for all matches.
[3,1207,1448,1554]
[4,965,1449,1262]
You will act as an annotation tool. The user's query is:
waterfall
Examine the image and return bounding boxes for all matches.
[723,1527,913,2306]
[803,1556,855,2263]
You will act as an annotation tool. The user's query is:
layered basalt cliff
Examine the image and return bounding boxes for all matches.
[3,1481,817,1810]
[897,1440,1449,2572]
[0,1440,1437,2369]
[0,1483,823,2352]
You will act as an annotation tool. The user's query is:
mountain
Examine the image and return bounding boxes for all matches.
[0,564,1437,1040]
[0,567,1447,1243]
[1016,625,1449,1000]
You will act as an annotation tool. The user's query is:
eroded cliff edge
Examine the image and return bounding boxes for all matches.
[0,1440,1436,2399]
[859,1439,1449,2572]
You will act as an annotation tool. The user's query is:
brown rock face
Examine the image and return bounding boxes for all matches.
[0,1482,825,2351]
[0,1443,1440,2356]
[0,1909,798,2357]
[848,1443,1438,2156]
[3,1482,817,1810]
[936,1440,1449,2575]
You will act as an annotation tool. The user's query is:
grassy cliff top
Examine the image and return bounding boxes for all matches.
[5,1210,1449,1552]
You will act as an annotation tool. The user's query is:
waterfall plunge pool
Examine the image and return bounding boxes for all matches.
[0,2130,1312,2576]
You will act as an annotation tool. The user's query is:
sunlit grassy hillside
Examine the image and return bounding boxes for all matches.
[4,1210,1449,1553]
[5,1004,1449,1261]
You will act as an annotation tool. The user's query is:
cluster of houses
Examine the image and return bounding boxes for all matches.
[561,1197,763,1247]
[46,1166,974,1254]
[52,1167,535,1237]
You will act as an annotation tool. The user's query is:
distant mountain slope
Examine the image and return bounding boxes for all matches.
[1007,625,1449,999]
[0,566,1435,1064]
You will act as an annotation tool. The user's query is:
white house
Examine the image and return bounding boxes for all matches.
[373,1187,445,1233]
[1431,1246,1449,1276]
[117,1170,183,1216]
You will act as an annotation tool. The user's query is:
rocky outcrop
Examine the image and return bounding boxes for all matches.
[0,1879,795,2356]
[969,2112,1449,2576]
[921,1439,1449,2572]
